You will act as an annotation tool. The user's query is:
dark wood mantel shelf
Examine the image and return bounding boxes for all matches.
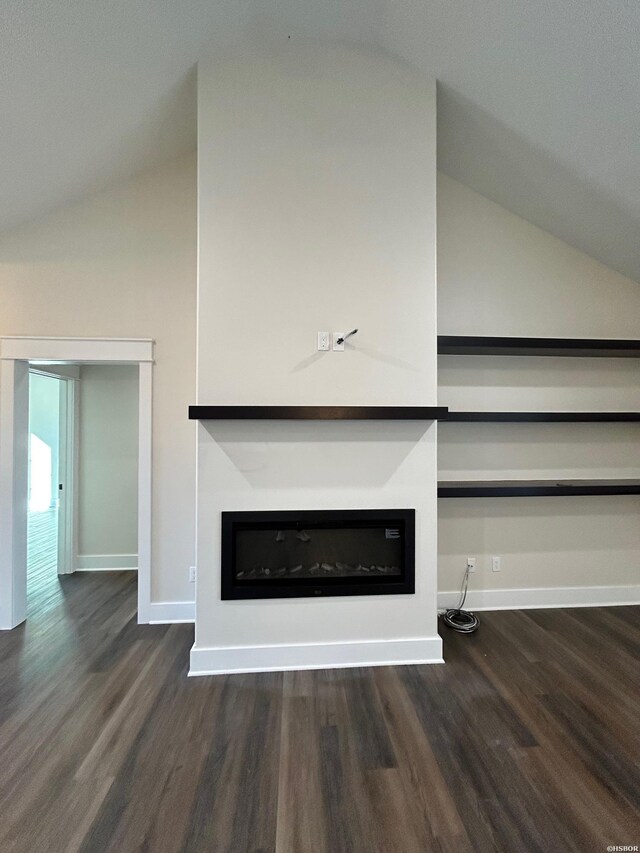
[189,405,449,420]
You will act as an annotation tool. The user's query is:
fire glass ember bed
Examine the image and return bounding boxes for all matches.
[221,509,415,599]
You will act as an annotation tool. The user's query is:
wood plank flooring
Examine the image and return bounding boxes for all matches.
[27,508,59,617]
[0,570,638,852]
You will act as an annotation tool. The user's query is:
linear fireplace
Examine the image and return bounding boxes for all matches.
[221,509,415,600]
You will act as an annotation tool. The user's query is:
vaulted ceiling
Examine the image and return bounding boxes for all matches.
[3,0,640,281]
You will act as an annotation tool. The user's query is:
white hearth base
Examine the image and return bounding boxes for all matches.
[188,635,443,676]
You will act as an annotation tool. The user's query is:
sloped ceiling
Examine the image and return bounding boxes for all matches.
[2,0,640,281]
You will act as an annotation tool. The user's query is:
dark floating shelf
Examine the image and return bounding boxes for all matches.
[445,411,640,423]
[438,335,640,358]
[438,479,640,498]
[189,405,448,421]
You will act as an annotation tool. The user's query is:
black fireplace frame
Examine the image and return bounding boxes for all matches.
[221,508,415,600]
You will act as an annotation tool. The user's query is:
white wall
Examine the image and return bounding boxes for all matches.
[437,172,640,338]
[77,365,138,566]
[198,43,437,407]
[437,173,640,604]
[0,154,197,604]
[194,43,440,673]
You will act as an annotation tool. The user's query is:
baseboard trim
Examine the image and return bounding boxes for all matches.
[438,584,640,612]
[147,600,195,624]
[76,553,137,571]
[189,636,443,676]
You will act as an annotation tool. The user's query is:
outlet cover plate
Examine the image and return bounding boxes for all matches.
[317,331,330,351]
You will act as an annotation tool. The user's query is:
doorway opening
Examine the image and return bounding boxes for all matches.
[24,363,140,617]
[0,337,153,630]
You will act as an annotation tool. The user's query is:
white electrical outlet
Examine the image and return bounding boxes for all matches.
[317,331,330,351]
[491,555,501,572]
[189,566,197,583]
[466,556,476,572]
[332,332,345,352]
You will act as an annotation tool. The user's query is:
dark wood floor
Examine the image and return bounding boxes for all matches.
[0,571,638,852]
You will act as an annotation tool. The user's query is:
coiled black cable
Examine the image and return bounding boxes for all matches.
[442,566,479,633]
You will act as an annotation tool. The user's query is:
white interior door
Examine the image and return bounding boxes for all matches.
[56,377,77,575]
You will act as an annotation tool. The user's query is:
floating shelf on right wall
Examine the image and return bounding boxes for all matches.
[438,335,640,499]
[438,335,640,358]
[445,411,640,423]
[438,479,640,498]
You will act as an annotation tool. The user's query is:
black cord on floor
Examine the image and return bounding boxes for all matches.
[442,566,479,633]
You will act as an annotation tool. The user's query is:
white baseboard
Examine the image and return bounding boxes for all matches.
[76,553,137,571]
[189,636,443,676]
[147,600,195,624]
[438,584,640,612]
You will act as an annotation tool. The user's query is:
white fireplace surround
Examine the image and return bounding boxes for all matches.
[190,420,442,675]
[193,43,439,674]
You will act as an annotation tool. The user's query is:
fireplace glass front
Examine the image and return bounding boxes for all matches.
[221,509,415,599]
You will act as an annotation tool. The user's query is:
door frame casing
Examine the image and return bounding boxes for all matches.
[56,373,78,575]
[0,360,29,628]
[0,337,154,629]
